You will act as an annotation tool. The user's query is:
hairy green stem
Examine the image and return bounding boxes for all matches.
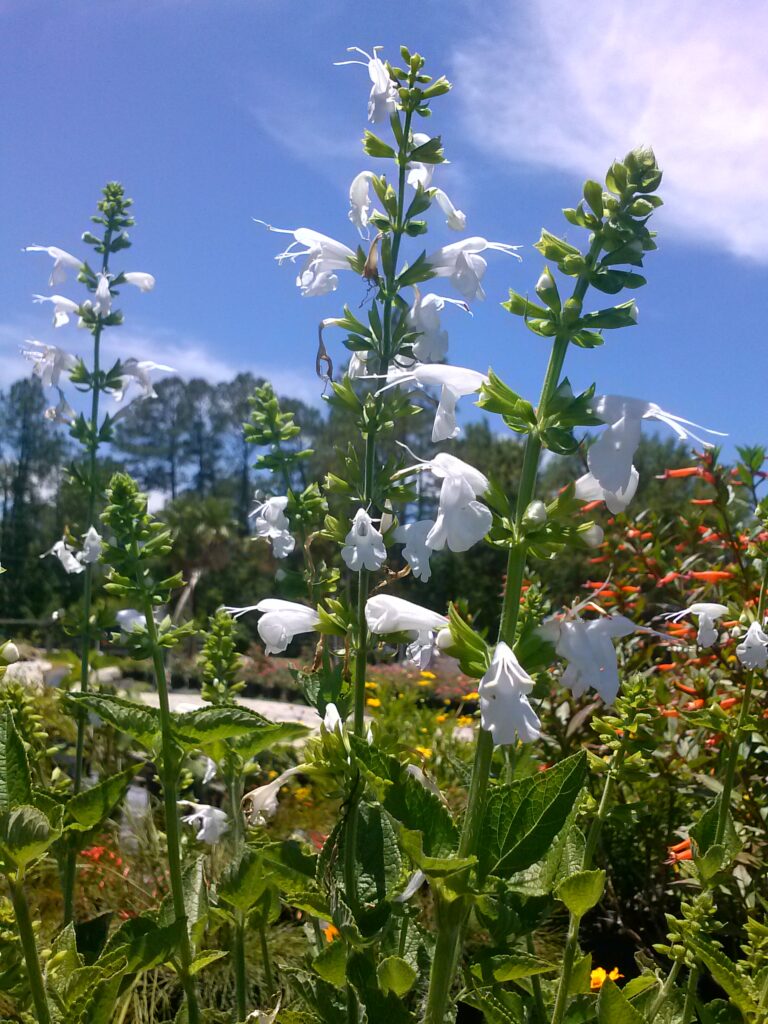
[647,959,682,1022]
[681,967,697,1024]
[227,770,248,1021]
[9,874,51,1024]
[549,913,582,1024]
[143,601,201,1024]
[259,920,275,1001]
[527,932,548,1024]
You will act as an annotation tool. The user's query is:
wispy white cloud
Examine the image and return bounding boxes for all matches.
[452,0,768,262]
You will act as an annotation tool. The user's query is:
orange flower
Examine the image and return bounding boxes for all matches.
[684,698,706,711]
[688,570,733,582]
[659,466,701,478]
[719,697,739,710]
[366,697,381,708]
[590,966,624,990]
[665,838,693,864]
[323,923,340,943]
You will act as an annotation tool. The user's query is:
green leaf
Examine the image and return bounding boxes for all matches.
[313,939,347,988]
[478,752,587,881]
[346,951,415,1023]
[409,135,444,163]
[583,180,604,218]
[477,371,537,434]
[377,956,416,997]
[100,915,187,974]
[363,131,396,159]
[0,708,31,812]
[596,977,644,1024]
[686,935,758,1016]
[65,693,160,748]
[442,603,491,679]
[66,764,143,830]
[555,869,605,917]
[218,848,270,912]
[0,804,60,869]
[470,952,557,983]
[174,705,307,756]
[188,950,227,976]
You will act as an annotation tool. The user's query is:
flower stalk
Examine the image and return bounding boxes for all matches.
[8,874,51,1024]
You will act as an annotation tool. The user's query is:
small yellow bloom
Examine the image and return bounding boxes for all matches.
[417,680,431,687]
[365,681,378,690]
[457,715,475,727]
[293,786,312,803]
[443,699,451,705]
[324,923,340,943]
[436,714,448,723]
[420,670,436,680]
[590,966,623,990]
[366,697,382,708]
[267,769,278,780]
[415,746,433,759]
[464,691,479,700]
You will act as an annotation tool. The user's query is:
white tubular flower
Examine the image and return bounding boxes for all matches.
[24,244,83,285]
[250,495,295,559]
[113,359,175,402]
[736,621,768,669]
[224,599,320,655]
[348,350,370,378]
[427,237,522,302]
[22,340,77,389]
[44,390,76,425]
[394,519,435,582]
[80,526,103,565]
[349,171,377,235]
[334,45,398,123]
[587,395,726,504]
[243,765,305,826]
[428,475,493,553]
[323,702,343,733]
[666,602,729,648]
[94,273,113,317]
[202,757,217,785]
[479,642,541,746]
[382,364,488,442]
[393,869,427,903]
[407,289,470,363]
[122,272,156,292]
[366,595,448,667]
[341,508,387,572]
[41,538,84,575]
[32,294,80,328]
[541,613,643,705]
[256,222,356,298]
[116,608,144,633]
[179,801,229,845]
[406,132,434,190]
[432,188,466,231]
[574,467,640,515]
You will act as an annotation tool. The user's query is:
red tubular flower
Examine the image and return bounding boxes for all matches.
[688,570,734,582]
[660,708,680,718]
[691,498,715,506]
[719,697,740,710]
[665,837,693,864]
[657,572,680,586]
[674,682,699,696]
[684,698,706,711]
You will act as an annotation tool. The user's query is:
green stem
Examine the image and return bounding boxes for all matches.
[647,960,682,1023]
[715,673,753,846]
[549,914,582,1024]
[8,874,51,1024]
[143,600,201,1024]
[527,932,548,1024]
[259,920,275,1001]
[681,967,697,1024]
[227,770,247,1021]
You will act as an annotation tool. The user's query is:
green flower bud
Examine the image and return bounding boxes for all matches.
[523,500,548,528]
[535,266,561,312]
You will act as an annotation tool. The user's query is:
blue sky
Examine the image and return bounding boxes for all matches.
[2,0,766,454]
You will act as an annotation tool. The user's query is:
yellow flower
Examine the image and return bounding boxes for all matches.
[293,786,312,803]
[267,769,278,780]
[323,923,340,943]
[443,699,451,705]
[436,714,448,723]
[420,670,436,680]
[417,680,431,687]
[464,691,479,700]
[457,715,475,727]
[366,697,381,708]
[590,966,623,990]
[415,746,433,758]
[365,681,378,690]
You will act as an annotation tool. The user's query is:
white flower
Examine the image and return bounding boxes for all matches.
[666,602,729,648]
[94,273,113,317]
[479,642,541,746]
[406,133,435,190]
[122,272,156,292]
[41,538,84,575]
[246,999,281,1024]
[44,390,76,425]
[366,594,448,668]
[348,350,369,378]
[323,702,343,733]
[22,340,77,389]
[432,188,466,231]
[250,495,295,559]
[1,641,19,664]
[257,222,356,298]
[382,363,488,442]
[574,468,640,515]
[541,613,644,704]
[116,608,144,633]
[341,508,387,572]
[32,294,80,328]
[736,621,768,669]
[113,359,175,402]
[224,599,320,655]
[427,237,522,302]
[80,526,103,565]
[393,869,426,903]
[202,756,217,785]
[335,46,398,123]
[394,519,435,582]
[23,244,83,286]
[179,801,229,845]
[398,450,492,553]
[243,765,306,826]
[348,171,377,235]
[586,395,726,507]
[407,289,470,363]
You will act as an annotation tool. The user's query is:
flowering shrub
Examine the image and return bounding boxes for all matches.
[0,41,766,1024]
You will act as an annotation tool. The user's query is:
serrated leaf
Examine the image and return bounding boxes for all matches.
[377,956,416,996]
[0,804,59,869]
[596,977,644,1024]
[470,951,557,982]
[66,764,143,830]
[188,950,227,976]
[65,693,160,748]
[313,939,347,988]
[555,869,605,917]
[687,935,758,1016]
[0,708,31,812]
[478,752,587,882]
